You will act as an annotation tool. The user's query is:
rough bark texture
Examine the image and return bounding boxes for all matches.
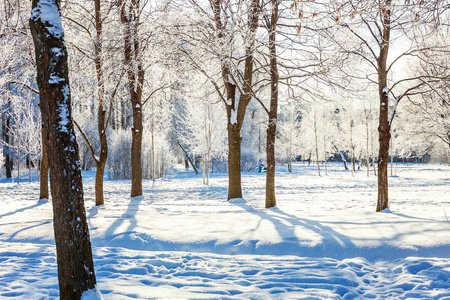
[376,1,391,212]
[39,125,49,199]
[120,0,144,197]
[265,0,278,208]
[227,125,243,199]
[29,0,96,298]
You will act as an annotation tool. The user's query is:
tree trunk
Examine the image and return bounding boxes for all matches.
[323,133,328,176]
[178,142,198,174]
[28,154,31,182]
[376,0,391,212]
[350,119,355,176]
[39,102,50,200]
[95,160,105,206]
[213,0,259,201]
[94,0,107,206]
[30,0,96,297]
[206,152,210,185]
[120,0,144,197]
[227,124,243,200]
[151,98,155,181]
[365,112,370,177]
[39,138,49,199]
[17,141,20,184]
[265,0,279,208]
[130,109,143,196]
[351,147,355,176]
[314,115,321,176]
[4,108,13,178]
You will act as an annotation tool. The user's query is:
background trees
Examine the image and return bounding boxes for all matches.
[321,0,446,211]
[0,0,447,213]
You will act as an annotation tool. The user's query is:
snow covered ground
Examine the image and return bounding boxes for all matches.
[0,162,449,299]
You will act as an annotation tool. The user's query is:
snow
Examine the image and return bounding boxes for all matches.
[30,0,64,39]
[58,85,71,132]
[81,287,103,300]
[230,108,238,124]
[51,47,63,57]
[48,73,65,84]
[1,163,450,299]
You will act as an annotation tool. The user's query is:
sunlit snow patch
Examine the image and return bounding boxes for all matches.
[81,286,103,300]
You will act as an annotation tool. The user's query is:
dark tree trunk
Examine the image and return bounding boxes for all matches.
[94,0,107,206]
[377,82,390,211]
[130,107,143,197]
[178,142,198,174]
[30,1,96,298]
[4,112,13,178]
[376,1,391,212]
[120,0,144,197]
[39,125,49,200]
[265,0,278,208]
[227,124,243,200]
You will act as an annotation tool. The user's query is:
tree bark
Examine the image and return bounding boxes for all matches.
[227,124,243,199]
[30,0,96,297]
[376,0,392,212]
[265,0,279,208]
[3,101,13,178]
[39,126,49,199]
[93,0,107,206]
[120,0,144,197]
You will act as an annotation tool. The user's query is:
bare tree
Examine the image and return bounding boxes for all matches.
[29,0,96,297]
[179,0,261,200]
[325,0,445,211]
[117,0,145,197]
[263,0,279,208]
[66,0,122,205]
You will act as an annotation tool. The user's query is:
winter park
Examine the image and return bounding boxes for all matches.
[1,0,450,299]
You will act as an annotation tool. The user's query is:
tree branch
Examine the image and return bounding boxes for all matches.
[72,119,99,165]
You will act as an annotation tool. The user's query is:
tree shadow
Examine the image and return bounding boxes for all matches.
[7,219,53,243]
[230,200,357,258]
[0,199,48,221]
[229,200,450,260]
[102,196,144,240]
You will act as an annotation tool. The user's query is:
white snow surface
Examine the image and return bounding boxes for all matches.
[1,163,450,299]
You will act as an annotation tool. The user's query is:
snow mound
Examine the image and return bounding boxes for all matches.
[81,286,103,300]
[228,197,246,203]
